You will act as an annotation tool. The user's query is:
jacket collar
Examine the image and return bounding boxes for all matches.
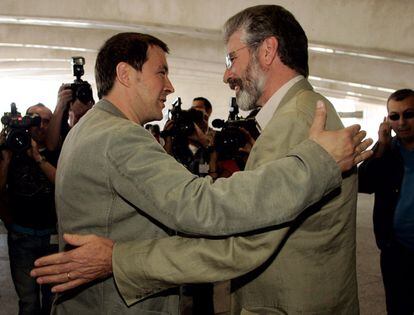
[277,78,313,112]
[94,98,128,119]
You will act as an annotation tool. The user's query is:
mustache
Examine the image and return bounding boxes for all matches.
[228,78,243,90]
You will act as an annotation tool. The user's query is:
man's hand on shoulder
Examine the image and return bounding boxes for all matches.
[309,101,373,172]
[30,233,114,293]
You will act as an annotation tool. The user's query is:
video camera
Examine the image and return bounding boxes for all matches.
[162,97,204,137]
[212,98,258,159]
[0,103,41,153]
[69,56,94,104]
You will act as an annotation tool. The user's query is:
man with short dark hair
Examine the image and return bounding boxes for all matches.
[359,88,414,315]
[31,29,371,315]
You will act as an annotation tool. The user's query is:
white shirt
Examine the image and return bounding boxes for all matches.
[255,75,304,131]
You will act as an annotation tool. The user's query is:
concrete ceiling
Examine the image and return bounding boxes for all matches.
[0,0,413,117]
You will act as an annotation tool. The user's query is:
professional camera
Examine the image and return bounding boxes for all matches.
[212,98,258,159]
[0,103,40,153]
[162,97,204,137]
[69,56,94,104]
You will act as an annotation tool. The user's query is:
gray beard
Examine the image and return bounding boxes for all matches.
[236,89,258,111]
[235,57,265,111]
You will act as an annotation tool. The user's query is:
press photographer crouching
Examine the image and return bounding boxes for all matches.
[46,56,95,151]
[0,103,59,314]
[162,97,216,178]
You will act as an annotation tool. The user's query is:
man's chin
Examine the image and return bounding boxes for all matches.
[236,95,256,111]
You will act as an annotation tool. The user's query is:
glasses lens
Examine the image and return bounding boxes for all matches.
[389,114,400,121]
[403,111,414,119]
[225,54,232,69]
[389,112,414,121]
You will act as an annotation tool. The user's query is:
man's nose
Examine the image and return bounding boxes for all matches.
[223,68,231,84]
[165,76,175,94]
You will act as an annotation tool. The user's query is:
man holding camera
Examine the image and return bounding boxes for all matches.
[163,96,217,313]
[163,97,216,178]
[0,103,58,315]
[46,81,94,152]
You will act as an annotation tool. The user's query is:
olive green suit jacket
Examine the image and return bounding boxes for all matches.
[53,98,341,314]
[112,79,359,314]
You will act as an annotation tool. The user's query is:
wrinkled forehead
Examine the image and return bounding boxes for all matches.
[226,30,245,52]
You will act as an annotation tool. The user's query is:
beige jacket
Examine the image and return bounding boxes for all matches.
[112,79,358,314]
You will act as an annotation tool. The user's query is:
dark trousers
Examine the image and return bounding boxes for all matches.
[8,231,58,315]
[181,283,214,315]
[380,241,414,315]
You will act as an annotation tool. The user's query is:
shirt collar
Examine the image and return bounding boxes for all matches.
[255,75,304,130]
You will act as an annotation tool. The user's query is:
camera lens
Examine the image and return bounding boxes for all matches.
[6,129,31,153]
[76,85,93,104]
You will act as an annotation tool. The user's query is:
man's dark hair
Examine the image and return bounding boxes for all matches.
[224,5,309,77]
[95,32,169,98]
[193,97,212,114]
[387,89,414,103]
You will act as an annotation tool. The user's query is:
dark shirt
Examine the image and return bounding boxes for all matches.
[7,149,58,230]
[358,138,405,249]
[172,140,211,177]
[393,143,414,250]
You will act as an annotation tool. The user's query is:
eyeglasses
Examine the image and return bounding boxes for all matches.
[388,111,414,121]
[225,46,249,70]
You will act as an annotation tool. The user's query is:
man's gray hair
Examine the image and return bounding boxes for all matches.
[223,5,309,77]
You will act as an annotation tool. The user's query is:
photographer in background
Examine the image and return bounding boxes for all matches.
[162,97,216,314]
[46,57,95,152]
[211,99,260,179]
[0,103,58,315]
[145,123,164,145]
[163,97,216,178]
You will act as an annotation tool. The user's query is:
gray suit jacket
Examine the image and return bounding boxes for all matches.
[53,98,341,314]
[112,80,359,314]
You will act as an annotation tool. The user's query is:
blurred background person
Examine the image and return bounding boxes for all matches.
[162,96,217,314]
[210,98,260,179]
[145,123,164,145]
[162,96,216,178]
[359,88,414,315]
[46,57,95,152]
[0,103,58,315]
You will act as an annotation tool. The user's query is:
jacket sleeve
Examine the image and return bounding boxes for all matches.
[112,98,344,305]
[113,229,288,306]
[107,127,341,236]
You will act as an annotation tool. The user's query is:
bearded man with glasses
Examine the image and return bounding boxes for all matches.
[359,88,414,315]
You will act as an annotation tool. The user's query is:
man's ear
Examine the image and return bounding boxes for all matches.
[260,36,278,66]
[115,62,133,87]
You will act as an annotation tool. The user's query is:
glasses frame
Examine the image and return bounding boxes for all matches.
[225,45,249,70]
[388,111,414,121]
